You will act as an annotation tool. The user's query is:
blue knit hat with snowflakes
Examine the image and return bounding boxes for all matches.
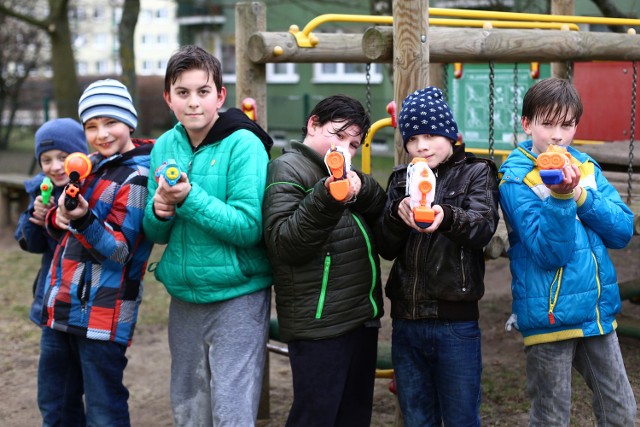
[78,79,137,131]
[399,86,458,150]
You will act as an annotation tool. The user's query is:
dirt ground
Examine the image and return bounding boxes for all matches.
[1,226,639,426]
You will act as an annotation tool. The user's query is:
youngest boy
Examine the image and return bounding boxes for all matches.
[499,77,636,425]
[15,118,88,426]
[40,79,154,426]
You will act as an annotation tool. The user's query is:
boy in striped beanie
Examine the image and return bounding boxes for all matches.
[38,79,154,426]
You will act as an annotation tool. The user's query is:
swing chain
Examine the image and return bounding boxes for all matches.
[513,63,519,147]
[365,63,372,119]
[442,64,449,102]
[565,61,574,83]
[488,61,495,160]
[628,61,637,205]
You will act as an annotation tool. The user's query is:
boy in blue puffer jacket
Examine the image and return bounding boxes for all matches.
[499,77,636,426]
[14,117,88,426]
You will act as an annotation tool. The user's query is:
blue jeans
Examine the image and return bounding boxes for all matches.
[525,332,636,427]
[38,328,130,427]
[392,319,482,427]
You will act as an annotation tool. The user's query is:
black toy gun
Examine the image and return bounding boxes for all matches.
[63,152,92,211]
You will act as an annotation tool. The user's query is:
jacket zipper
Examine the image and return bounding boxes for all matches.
[548,268,563,325]
[460,249,467,292]
[316,253,331,319]
[182,156,195,292]
[352,214,379,318]
[592,252,604,334]
[78,262,91,322]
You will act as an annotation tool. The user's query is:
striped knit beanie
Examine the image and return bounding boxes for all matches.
[78,79,137,131]
[399,86,458,150]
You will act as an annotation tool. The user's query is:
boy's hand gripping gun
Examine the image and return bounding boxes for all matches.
[155,159,182,186]
[406,157,436,228]
[324,145,352,202]
[537,145,572,185]
[63,152,92,211]
[40,177,53,205]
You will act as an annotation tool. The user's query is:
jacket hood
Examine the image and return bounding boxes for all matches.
[200,108,274,158]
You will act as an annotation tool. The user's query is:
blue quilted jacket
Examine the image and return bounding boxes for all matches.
[499,141,634,346]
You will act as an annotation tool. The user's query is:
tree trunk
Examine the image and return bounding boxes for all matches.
[119,0,140,110]
[48,0,80,119]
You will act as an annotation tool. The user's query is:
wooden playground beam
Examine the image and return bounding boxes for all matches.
[363,26,640,63]
[247,27,640,64]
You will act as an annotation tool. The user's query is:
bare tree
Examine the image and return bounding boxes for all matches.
[0,0,141,125]
[0,3,46,150]
[590,0,636,33]
[0,0,79,118]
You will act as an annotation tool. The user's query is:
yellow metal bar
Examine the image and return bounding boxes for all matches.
[362,117,393,174]
[465,147,512,162]
[429,7,640,27]
[430,18,578,30]
[289,9,638,48]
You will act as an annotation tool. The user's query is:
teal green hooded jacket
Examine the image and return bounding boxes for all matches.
[143,109,273,303]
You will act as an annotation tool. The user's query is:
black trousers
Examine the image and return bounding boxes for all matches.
[286,325,379,427]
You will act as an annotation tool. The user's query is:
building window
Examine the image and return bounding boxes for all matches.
[93,33,108,48]
[312,62,383,84]
[141,60,154,75]
[96,60,108,74]
[221,44,236,83]
[77,62,88,76]
[156,8,169,20]
[140,9,153,22]
[94,6,105,20]
[267,63,299,84]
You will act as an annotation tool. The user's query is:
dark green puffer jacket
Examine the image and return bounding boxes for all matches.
[263,141,386,342]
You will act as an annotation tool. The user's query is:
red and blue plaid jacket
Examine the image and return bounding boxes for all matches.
[43,139,154,346]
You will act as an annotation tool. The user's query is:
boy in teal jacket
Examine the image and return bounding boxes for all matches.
[143,45,273,426]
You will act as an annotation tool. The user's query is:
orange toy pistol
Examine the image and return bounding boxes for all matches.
[537,145,572,185]
[63,152,92,210]
[324,145,351,202]
[406,157,436,228]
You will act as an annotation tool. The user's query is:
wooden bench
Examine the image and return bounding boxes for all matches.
[0,173,32,226]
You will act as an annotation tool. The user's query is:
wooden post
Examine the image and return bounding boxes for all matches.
[551,0,575,79]
[236,2,267,130]
[236,4,270,419]
[392,0,430,165]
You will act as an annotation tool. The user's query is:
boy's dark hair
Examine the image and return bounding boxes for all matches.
[302,95,371,142]
[522,77,583,125]
[164,45,223,94]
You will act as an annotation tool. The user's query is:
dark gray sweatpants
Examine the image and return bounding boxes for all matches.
[168,288,270,427]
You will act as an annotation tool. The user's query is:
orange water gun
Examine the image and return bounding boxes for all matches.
[324,144,351,202]
[406,157,436,228]
[63,152,92,210]
[537,145,572,185]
